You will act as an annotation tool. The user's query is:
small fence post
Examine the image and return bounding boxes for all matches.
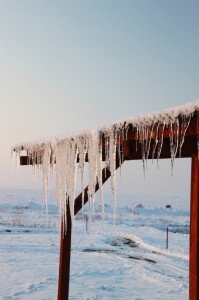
[166,226,169,249]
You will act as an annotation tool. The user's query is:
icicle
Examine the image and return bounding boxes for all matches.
[31,152,37,181]
[87,131,98,220]
[152,123,160,163]
[169,119,179,173]
[96,132,104,225]
[120,128,125,165]
[117,131,121,168]
[144,126,149,169]
[42,145,52,209]
[146,124,154,163]
[174,119,179,158]
[179,115,191,158]
[77,135,87,214]
[11,149,20,175]
[68,141,78,230]
[121,125,125,142]
[169,121,174,173]
[157,121,165,166]
[139,125,146,176]
[116,129,123,177]
[104,132,109,178]
[125,124,129,140]
[136,126,139,152]
[55,141,65,220]
[109,127,117,223]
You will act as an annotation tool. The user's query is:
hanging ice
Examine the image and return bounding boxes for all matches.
[12,100,199,231]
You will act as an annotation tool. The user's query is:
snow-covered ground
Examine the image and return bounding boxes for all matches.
[0,189,189,299]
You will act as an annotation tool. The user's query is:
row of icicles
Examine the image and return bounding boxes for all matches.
[12,112,199,231]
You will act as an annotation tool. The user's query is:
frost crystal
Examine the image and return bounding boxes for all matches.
[12,100,199,231]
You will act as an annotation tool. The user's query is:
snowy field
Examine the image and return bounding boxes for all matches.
[0,189,189,299]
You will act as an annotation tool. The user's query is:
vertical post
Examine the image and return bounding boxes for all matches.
[166,227,168,249]
[189,154,199,300]
[58,203,72,300]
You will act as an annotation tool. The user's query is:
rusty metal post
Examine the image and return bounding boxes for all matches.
[58,203,72,300]
[189,154,199,300]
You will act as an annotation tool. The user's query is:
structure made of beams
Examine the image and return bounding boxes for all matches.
[13,102,199,300]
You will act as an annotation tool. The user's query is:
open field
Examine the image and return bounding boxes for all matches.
[0,189,189,299]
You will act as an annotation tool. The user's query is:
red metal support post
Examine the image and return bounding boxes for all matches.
[58,202,72,300]
[190,154,199,300]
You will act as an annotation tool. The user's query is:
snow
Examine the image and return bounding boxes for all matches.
[0,189,189,299]
[11,100,199,229]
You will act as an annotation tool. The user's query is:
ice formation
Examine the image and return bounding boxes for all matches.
[12,101,199,230]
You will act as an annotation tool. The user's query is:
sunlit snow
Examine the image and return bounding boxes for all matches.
[0,189,190,299]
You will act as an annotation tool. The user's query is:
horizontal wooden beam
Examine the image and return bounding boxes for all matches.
[125,113,198,142]
[19,113,198,165]
[123,136,198,160]
[19,135,197,166]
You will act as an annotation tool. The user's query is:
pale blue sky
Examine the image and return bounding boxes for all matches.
[0,1,198,198]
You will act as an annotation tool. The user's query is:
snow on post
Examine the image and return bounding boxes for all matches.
[12,100,199,230]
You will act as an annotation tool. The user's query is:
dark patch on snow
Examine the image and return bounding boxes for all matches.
[144,258,156,264]
[5,229,12,232]
[109,237,138,248]
[151,251,162,255]
[155,224,190,234]
[83,249,116,253]
[165,204,172,209]
[168,224,189,234]
[128,255,156,264]
[122,238,138,247]
[128,255,140,260]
